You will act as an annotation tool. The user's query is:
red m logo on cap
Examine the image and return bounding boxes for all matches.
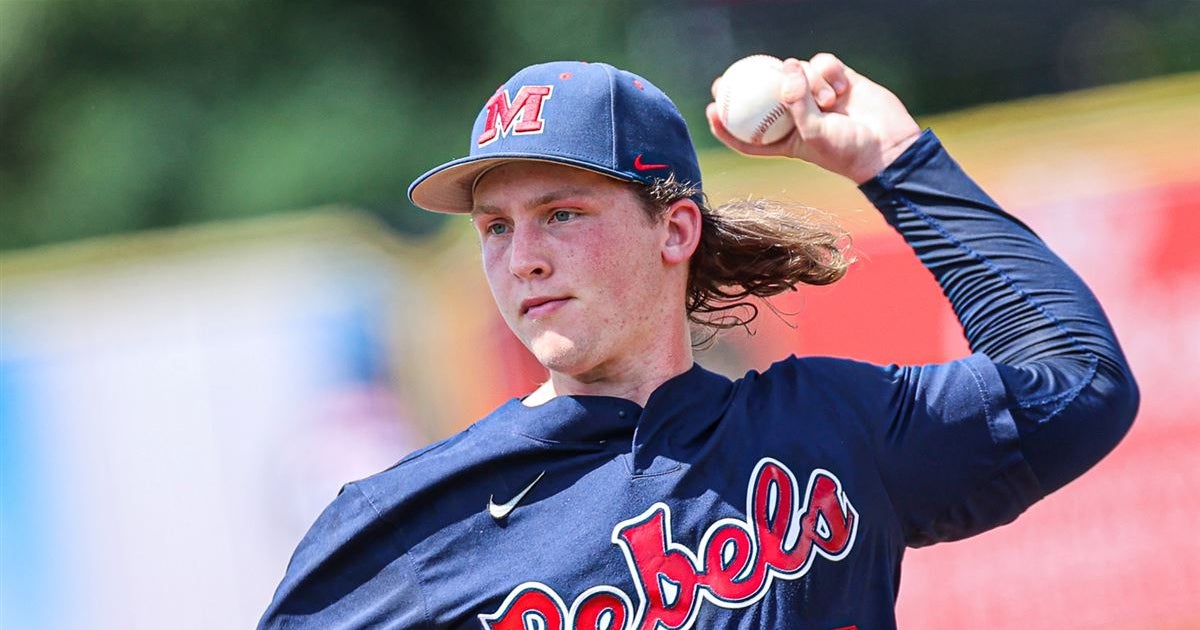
[477,85,553,147]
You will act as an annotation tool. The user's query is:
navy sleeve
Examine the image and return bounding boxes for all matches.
[855,130,1139,545]
[258,483,429,629]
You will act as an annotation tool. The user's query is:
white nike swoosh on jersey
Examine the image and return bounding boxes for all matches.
[487,471,546,521]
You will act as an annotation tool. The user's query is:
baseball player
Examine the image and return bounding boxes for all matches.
[259,54,1138,629]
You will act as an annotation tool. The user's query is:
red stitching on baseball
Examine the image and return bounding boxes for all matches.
[752,103,789,144]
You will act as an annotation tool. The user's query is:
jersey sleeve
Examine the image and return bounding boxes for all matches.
[853,130,1139,547]
[257,482,429,629]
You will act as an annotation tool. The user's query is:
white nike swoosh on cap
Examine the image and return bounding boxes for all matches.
[487,471,546,521]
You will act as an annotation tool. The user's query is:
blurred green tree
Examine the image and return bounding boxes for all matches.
[1,0,1195,251]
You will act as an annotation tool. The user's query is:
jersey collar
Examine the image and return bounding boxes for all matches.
[492,363,736,444]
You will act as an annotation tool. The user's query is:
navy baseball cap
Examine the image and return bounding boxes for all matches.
[408,61,702,214]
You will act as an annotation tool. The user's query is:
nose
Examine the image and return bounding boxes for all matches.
[508,223,551,279]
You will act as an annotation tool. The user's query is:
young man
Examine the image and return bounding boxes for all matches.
[259,54,1138,629]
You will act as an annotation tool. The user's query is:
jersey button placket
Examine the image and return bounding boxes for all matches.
[618,410,640,472]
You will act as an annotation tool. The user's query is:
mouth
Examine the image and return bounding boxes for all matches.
[520,296,571,318]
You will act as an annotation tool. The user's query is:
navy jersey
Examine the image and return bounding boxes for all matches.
[259,132,1138,629]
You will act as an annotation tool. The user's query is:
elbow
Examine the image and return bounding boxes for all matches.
[1005,353,1140,495]
[1095,359,1139,451]
[1066,358,1140,491]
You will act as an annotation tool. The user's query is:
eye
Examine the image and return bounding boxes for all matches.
[550,209,576,223]
[485,222,509,236]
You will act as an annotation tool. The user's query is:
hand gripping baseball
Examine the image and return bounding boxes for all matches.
[707,53,922,184]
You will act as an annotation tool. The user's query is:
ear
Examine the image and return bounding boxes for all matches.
[661,198,702,266]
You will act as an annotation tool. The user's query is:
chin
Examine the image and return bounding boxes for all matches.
[528,332,595,376]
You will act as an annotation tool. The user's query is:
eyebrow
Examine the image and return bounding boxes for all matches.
[471,186,598,216]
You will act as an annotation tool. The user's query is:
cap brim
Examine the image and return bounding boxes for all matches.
[407,153,642,214]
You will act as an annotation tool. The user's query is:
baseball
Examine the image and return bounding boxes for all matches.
[716,55,795,145]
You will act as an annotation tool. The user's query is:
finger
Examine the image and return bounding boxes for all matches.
[798,60,837,110]
[779,58,823,127]
[809,52,850,96]
[705,102,781,156]
[779,58,814,107]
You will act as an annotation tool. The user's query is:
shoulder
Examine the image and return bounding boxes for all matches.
[260,402,530,628]
[272,397,529,560]
[753,353,998,392]
[351,400,524,519]
[712,355,905,440]
[743,353,1006,423]
[761,354,892,376]
[746,354,902,397]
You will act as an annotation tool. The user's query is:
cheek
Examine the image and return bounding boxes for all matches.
[480,246,513,301]
[577,232,661,303]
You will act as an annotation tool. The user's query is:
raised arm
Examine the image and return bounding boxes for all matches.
[707,53,1138,501]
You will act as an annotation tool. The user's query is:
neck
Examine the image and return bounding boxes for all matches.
[524,324,694,407]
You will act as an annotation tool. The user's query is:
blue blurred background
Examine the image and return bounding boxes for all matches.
[2,1,1198,629]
